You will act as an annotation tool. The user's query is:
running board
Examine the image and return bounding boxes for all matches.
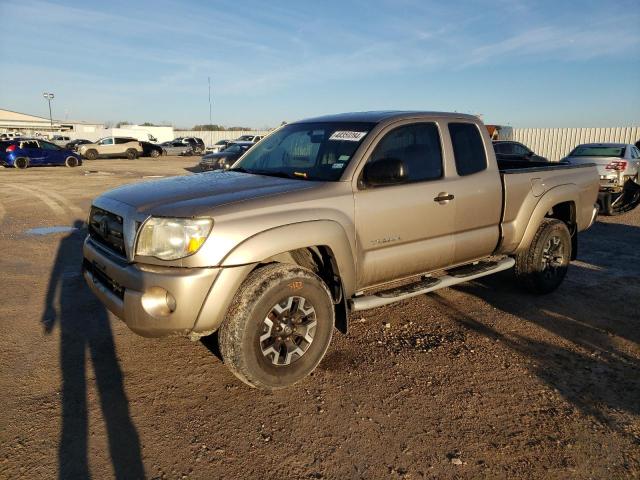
[350,257,515,312]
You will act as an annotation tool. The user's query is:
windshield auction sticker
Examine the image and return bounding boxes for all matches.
[329,131,368,141]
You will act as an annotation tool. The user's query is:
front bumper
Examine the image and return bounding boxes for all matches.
[83,238,220,337]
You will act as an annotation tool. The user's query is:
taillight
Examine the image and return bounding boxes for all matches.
[605,160,627,171]
[5,144,16,152]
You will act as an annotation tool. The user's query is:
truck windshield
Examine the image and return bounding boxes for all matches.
[231,122,374,181]
[570,146,625,157]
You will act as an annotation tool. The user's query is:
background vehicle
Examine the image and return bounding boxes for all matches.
[78,137,143,160]
[1,138,81,169]
[493,141,549,163]
[160,141,193,156]
[235,134,263,143]
[205,139,232,153]
[140,141,164,158]
[199,141,253,171]
[564,143,640,215]
[83,111,599,390]
[50,135,71,147]
[174,137,205,154]
[65,139,92,151]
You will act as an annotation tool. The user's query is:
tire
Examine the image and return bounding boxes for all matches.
[514,218,571,294]
[84,149,98,160]
[65,156,78,168]
[150,149,160,158]
[14,157,29,169]
[219,263,335,390]
[126,149,138,160]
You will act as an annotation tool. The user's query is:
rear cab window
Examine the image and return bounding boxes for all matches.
[448,123,487,176]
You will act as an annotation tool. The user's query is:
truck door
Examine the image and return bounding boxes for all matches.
[444,122,502,264]
[354,122,455,288]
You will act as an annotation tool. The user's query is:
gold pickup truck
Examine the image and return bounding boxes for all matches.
[82,111,599,389]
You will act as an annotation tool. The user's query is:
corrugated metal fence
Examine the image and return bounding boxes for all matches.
[498,127,640,162]
[176,130,272,145]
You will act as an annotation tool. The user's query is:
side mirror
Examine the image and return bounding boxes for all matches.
[363,157,407,187]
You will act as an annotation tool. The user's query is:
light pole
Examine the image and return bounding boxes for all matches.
[42,92,55,131]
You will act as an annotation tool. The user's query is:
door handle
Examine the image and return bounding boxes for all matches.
[434,193,455,203]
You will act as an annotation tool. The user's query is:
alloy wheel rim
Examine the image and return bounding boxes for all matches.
[259,296,317,366]
[541,235,565,279]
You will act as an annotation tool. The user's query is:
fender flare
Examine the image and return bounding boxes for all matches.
[514,184,577,254]
[221,220,356,296]
[192,221,356,335]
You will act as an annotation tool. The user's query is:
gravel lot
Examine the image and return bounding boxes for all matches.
[1,158,639,479]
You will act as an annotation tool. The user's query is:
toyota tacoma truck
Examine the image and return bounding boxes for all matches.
[82,111,599,390]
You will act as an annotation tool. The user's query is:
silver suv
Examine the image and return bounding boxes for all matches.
[78,137,143,160]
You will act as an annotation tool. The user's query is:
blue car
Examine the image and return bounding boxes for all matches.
[1,138,82,169]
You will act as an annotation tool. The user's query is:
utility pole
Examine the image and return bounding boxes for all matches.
[208,77,212,126]
[43,92,55,130]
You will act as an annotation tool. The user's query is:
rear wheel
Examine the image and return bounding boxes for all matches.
[65,156,79,168]
[514,218,571,294]
[150,149,160,158]
[219,263,335,390]
[14,157,29,169]
[125,149,138,160]
[84,149,98,160]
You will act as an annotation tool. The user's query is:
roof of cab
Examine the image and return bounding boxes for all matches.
[293,110,479,124]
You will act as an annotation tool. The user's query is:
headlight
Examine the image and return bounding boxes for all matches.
[136,217,213,260]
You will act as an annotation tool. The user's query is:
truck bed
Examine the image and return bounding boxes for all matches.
[497,161,598,254]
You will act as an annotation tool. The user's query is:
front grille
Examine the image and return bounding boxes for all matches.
[88,206,126,257]
[83,259,124,300]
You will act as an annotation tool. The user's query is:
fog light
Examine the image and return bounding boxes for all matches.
[141,287,177,317]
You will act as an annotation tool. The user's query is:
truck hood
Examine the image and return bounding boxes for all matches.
[101,171,318,216]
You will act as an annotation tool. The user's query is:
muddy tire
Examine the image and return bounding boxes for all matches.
[14,157,29,169]
[84,149,98,160]
[218,263,334,390]
[126,149,138,160]
[514,218,571,294]
[65,156,79,168]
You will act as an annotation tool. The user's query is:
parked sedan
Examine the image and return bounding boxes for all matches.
[65,139,92,151]
[564,143,640,190]
[493,141,548,163]
[140,141,164,158]
[160,141,193,156]
[205,139,232,153]
[174,137,205,154]
[198,141,253,171]
[1,138,82,169]
[564,143,640,215]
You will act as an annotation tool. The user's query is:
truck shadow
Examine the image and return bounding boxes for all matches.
[442,222,640,441]
[41,221,145,479]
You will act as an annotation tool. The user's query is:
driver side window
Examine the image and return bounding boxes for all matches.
[368,123,443,183]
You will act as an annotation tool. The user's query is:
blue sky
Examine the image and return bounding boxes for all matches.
[0,0,638,128]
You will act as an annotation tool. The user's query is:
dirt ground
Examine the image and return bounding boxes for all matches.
[1,158,638,479]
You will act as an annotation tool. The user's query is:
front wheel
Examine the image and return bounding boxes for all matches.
[514,218,571,294]
[150,149,160,158]
[65,156,79,167]
[125,149,138,160]
[218,264,335,390]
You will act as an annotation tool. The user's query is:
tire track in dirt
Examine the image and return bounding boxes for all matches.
[3,184,67,217]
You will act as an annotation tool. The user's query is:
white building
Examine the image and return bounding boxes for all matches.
[0,107,104,137]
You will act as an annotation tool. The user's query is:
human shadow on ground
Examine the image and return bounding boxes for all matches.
[439,222,640,441]
[42,220,146,479]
